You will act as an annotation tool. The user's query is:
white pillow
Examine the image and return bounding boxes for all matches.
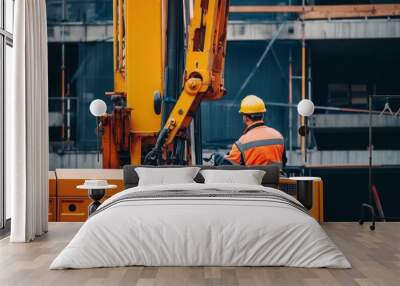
[135,167,200,186]
[200,169,266,185]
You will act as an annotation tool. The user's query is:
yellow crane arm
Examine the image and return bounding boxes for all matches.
[145,0,229,163]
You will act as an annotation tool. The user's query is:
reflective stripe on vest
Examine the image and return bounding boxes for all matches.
[235,138,284,152]
[235,138,284,165]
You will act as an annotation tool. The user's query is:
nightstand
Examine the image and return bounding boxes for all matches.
[77,180,117,215]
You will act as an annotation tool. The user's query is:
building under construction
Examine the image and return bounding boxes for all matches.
[47,0,400,168]
[44,0,400,221]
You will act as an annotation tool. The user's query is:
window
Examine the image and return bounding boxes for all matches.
[5,0,13,33]
[1,0,14,231]
[327,83,369,108]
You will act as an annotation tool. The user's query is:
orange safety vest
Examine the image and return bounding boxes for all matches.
[225,121,285,166]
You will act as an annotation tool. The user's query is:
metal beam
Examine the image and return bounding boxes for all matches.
[310,114,400,129]
[230,4,400,20]
[228,19,400,41]
[47,18,400,43]
[47,22,113,43]
[287,150,400,166]
[203,148,400,166]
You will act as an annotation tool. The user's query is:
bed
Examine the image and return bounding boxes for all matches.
[50,165,350,269]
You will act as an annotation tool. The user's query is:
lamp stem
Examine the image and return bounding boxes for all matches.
[96,117,100,162]
[304,116,308,164]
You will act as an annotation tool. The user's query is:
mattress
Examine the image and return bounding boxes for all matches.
[50,183,350,269]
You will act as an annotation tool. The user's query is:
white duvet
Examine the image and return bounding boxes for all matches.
[50,183,351,269]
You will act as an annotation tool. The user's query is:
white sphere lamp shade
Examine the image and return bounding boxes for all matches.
[297,99,315,117]
[89,99,107,117]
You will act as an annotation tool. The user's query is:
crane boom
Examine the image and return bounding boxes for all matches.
[145,0,230,164]
[102,0,229,167]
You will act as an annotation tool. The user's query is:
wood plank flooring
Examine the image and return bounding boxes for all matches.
[0,222,399,286]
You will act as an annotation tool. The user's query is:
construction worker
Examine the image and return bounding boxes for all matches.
[214,95,287,167]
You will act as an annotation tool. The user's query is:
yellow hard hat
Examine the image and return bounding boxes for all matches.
[239,95,266,114]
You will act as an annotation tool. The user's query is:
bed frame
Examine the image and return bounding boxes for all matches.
[123,165,324,223]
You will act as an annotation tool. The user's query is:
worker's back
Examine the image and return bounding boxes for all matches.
[226,122,285,166]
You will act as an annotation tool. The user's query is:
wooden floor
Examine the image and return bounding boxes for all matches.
[0,222,399,286]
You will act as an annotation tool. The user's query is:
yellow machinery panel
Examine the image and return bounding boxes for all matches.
[125,0,164,133]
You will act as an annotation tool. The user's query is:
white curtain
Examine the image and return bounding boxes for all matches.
[7,0,49,242]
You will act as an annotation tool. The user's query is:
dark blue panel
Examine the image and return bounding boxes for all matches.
[75,42,113,150]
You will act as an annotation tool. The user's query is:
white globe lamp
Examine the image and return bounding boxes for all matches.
[89,99,107,117]
[297,99,314,117]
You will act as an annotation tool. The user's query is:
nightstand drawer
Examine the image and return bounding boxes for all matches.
[58,198,91,222]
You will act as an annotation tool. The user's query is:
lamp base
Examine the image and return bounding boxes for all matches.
[88,189,105,216]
